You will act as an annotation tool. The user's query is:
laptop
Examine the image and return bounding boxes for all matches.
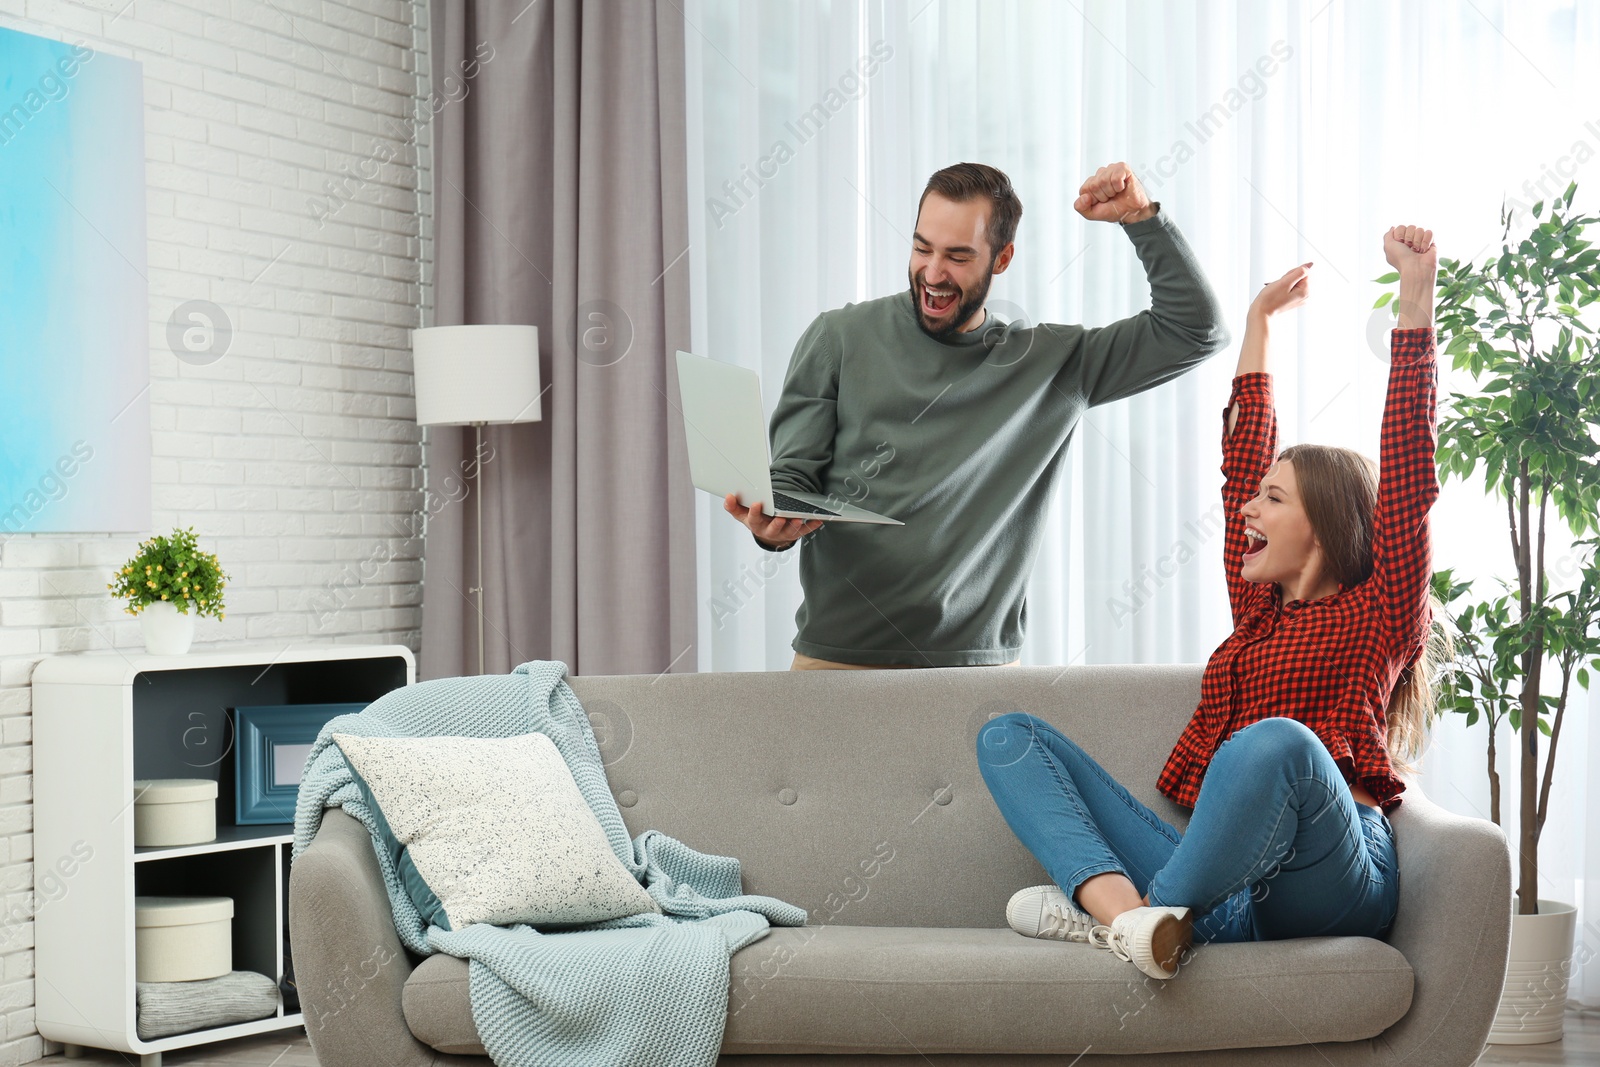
[674,350,902,525]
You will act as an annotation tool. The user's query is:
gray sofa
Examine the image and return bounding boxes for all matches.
[290,664,1513,1066]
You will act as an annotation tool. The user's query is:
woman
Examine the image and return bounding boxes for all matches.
[976,224,1444,980]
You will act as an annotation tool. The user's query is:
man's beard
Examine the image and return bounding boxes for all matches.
[908,267,993,340]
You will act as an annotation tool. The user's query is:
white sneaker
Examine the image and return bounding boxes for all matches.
[1006,884,1099,941]
[1089,905,1194,980]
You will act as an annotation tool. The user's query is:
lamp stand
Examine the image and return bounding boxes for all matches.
[470,421,486,676]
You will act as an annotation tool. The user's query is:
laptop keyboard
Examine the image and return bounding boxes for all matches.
[772,490,840,516]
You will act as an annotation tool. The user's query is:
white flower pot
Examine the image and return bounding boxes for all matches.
[139,601,196,656]
[1488,897,1576,1044]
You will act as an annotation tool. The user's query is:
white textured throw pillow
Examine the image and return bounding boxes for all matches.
[332,732,659,929]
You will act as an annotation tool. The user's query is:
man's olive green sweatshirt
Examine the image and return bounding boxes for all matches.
[764,207,1230,666]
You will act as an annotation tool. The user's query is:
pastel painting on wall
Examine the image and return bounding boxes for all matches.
[0,26,149,535]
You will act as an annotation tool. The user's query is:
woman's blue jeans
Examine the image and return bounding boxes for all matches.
[976,713,1399,943]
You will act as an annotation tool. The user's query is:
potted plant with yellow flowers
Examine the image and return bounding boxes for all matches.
[108,527,228,655]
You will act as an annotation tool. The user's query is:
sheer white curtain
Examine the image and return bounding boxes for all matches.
[685,0,1600,1006]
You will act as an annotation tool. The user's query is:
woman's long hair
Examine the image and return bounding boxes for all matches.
[1276,444,1452,773]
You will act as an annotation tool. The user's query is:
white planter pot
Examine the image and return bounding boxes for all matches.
[1488,897,1576,1045]
[139,601,196,656]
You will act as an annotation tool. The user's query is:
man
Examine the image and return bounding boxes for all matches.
[724,162,1229,669]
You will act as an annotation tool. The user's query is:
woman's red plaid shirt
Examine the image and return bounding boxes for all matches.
[1157,327,1439,811]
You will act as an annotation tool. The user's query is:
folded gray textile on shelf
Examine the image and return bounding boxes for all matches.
[136,969,279,1040]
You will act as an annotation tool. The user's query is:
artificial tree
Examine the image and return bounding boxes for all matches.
[1411,181,1600,916]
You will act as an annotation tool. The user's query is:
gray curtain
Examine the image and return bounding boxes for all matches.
[422,0,696,679]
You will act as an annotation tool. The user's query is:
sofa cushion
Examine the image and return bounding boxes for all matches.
[567,666,1208,931]
[403,925,1413,1057]
[403,953,482,1056]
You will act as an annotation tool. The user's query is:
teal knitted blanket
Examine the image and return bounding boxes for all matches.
[292,660,807,1067]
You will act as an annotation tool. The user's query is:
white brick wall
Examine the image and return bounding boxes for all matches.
[0,0,433,1060]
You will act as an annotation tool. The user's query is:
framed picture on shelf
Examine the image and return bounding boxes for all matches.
[234,703,367,825]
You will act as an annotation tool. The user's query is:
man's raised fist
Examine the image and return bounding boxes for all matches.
[1074,162,1155,225]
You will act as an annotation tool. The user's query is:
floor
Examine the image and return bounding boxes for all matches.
[30,1011,1600,1065]
[1472,1010,1600,1066]
[37,1033,317,1066]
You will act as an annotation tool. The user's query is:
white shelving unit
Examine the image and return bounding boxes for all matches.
[33,643,415,1067]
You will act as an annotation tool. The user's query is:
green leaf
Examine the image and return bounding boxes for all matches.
[1375,271,1401,284]
[1374,291,1395,309]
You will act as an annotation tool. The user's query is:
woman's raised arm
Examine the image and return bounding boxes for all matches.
[1221,264,1312,623]
[1227,262,1310,431]
[1370,226,1440,652]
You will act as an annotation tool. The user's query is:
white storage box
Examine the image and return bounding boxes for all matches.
[133,779,217,847]
[135,896,232,983]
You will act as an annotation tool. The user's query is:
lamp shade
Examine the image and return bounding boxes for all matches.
[411,324,541,426]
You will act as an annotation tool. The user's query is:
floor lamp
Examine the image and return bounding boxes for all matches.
[411,324,542,675]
